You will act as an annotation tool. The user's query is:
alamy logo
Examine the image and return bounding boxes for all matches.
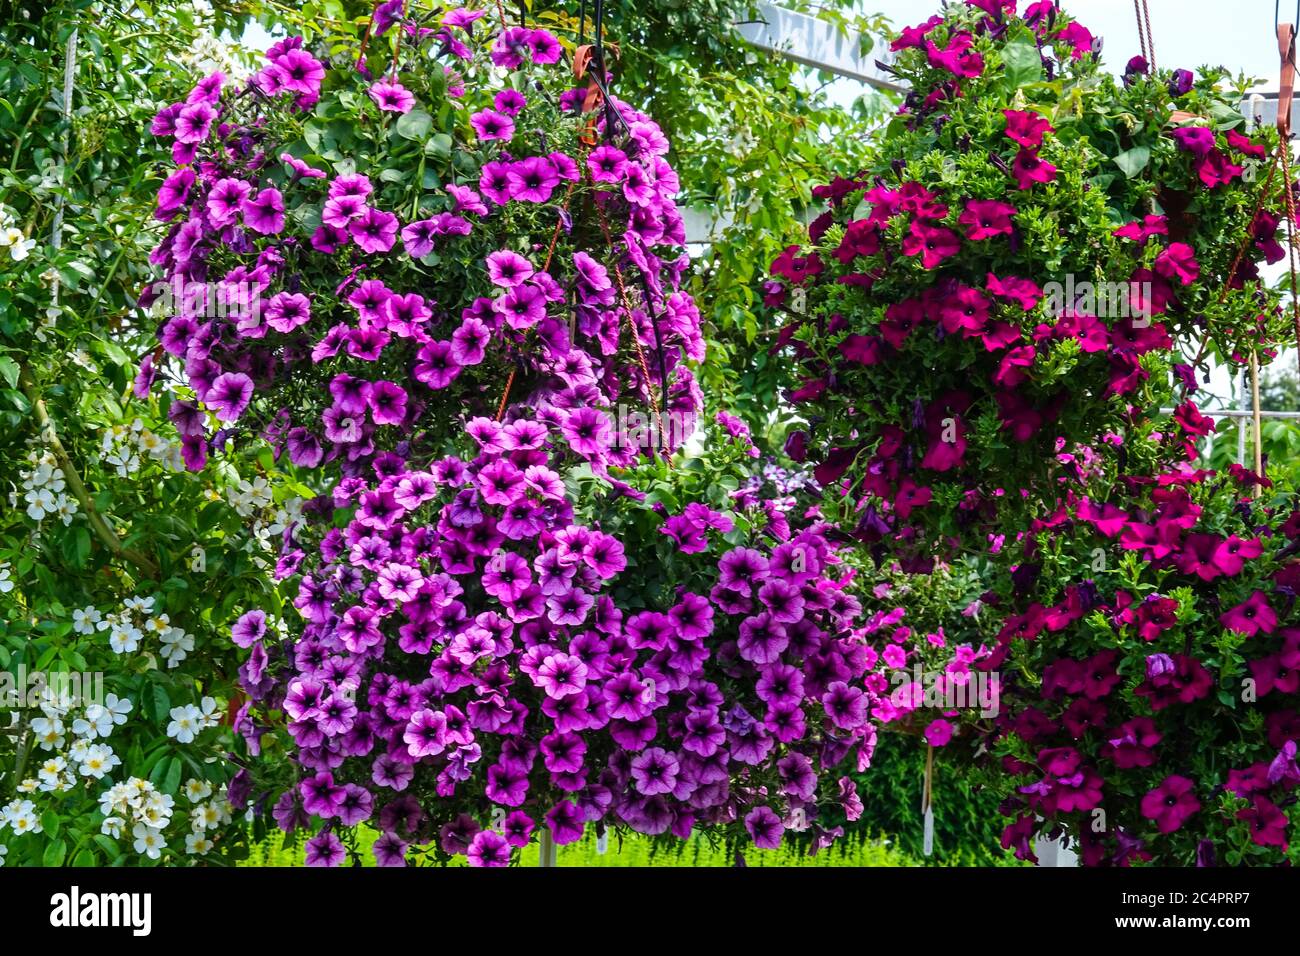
[1041,274,1153,324]
[49,886,152,937]
[149,275,260,325]
[889,664,1001,718]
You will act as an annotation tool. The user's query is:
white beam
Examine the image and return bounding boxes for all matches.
[734,1,906,92]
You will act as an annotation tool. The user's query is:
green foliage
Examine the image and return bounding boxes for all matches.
[0,0,277,866]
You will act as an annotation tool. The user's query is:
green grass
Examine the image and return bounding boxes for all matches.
[242,828,925,867]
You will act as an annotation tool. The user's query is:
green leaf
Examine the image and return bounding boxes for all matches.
[1113,145,1151,178]
[41,810,61,837]
[68,526,91,567]
[43,839,67,867]
[0,356,17,389]
[162,755,183,796]
[72,849,98,867]
[1002,40,1043,90]
[425,132,453,159]
[151,684,171,722]
[395,109,433,141]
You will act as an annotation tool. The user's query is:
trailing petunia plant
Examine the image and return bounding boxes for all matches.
[234,413,883,865]
[758,0,1300,867]
[765,0,1291,565]
[141,4,889,865]
[975,469,1300,866]
[146,5,702,479]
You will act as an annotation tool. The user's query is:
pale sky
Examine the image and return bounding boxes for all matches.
[862,0,1285,85]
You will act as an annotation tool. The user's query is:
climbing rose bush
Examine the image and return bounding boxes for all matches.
[766,0,1289,564]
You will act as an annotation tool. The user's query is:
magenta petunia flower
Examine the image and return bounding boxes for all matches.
[206,371,254,422]
[280,152,326,178]
[985,272,1042,311]
[349,206,399,253]
[265,291,312,333]
[241,187,285,234]
[506,157,559,203]
[231,609,267,648]
[1154,242,1200,285]
[494,283,545,329]
[173,101,217,144]
[368,80,415,113]
[1003,109,1054,149]
[403,709,448,757]
[367,380,408,426]
[1220,591,1277,637]
[959,199,1017,240]
[925,31,983,78]
[446,183,488,216]
[1170,125,1216,156]
[622,162,656,206]
[413,340,461,389]
[560,406,613,458]
[451,317,490,365]
[527,29,562,64]
[587,145,629,183]
[478,160,513,205]
[1011,149,1056,189]
[902,221,961,269]
[485,249,535,288]
[470,108,515,141]
[494,88,526,116]
[205,177,251,226]
[466,830,511,867]
[1140,775,1200,834]
[1113,213,1169,244]
[271,48,325,95]
[322,193,368,229]
[1195,149,1243,188]
[924,718,954,747]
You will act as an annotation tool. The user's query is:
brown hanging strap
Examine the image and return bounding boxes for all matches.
[1280,23,1296,138]
[592,189,672,461]
[1132,0,1156,72]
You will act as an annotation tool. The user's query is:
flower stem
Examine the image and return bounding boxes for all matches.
[17,365,160,579]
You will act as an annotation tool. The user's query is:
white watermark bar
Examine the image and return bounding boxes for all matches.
[1159,408,1300,420]
[1,668,106,709]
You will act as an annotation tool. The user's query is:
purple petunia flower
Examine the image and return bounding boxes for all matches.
[304,830,346,867]
[470,109,515,141]
[206,372,254,422]
[231,609,267,648]
[206,177,251,226]
[369,80,416,113]
[560,407,613,458]
[744,806,784,850]
[349,206,399,253]
[241,187,285,234]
